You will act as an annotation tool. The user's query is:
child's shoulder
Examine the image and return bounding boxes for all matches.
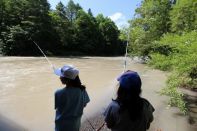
[108,100,120,111]
[141,98,150,104]
[110,100,119,107]
[141,98,155,112]
[104,100,120,116]
[55,88,66,96]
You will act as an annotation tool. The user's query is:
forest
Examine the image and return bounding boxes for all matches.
[0,0,124,56]
[122,0,197,112]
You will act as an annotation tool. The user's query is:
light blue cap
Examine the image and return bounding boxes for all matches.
[54,65,79,80]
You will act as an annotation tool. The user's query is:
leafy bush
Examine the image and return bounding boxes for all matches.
[148,53,173,71]
[161,73,187,114]
[149,31,197,113]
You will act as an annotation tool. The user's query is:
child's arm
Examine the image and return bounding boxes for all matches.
[55,91,58,109]
[83,90,90,107]
[146,103,155,129]
[104,107,116,128]
[104,102,118,129]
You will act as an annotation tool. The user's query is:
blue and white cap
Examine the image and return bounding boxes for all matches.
[117,70,141,89]
[54,65,79,80]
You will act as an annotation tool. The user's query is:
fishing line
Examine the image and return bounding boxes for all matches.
[30,37,98,130]
[30,29,130,130]
[84,115,96,131]
[123,30,130,72]
[85,32,131,131]
[30,37,56,71]
[123,41,128,72]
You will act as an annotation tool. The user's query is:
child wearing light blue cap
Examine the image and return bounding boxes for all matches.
[104,70,154,131]
[54,65,90,131]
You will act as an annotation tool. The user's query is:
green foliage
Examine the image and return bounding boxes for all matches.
[150,31,197,86]
[65,0,82,24]
[1,25,36,55]
[148,53,173,71]
[126,0,197,113]
[129,26,151,56]
[0,0,124,56]
[0,0,61,55]
[149,31,197,113]
[170,0,197,33]
[129,0,172,56]
[119,27,129,41]
[96,14,123,55]
[74,10,97,54]
[160,73,187,114]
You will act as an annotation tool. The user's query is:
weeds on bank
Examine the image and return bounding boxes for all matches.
[148,31,197,114]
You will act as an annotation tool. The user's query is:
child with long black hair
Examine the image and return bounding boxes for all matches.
[54,65,90,131]
[104,70,154,131]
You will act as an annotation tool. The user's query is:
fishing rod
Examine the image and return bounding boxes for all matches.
[86,31,131,131]
[84,115,96,131]
[123,29,130,72]
[30,37,99,131]
[83,115,105,131]
[96,122,105,131]
[123,41,129,72]
[30,37,56,71]
[88,31,131,131]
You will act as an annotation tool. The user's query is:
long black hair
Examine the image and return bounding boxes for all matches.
[60,76,86,90]
[115,78,143,121]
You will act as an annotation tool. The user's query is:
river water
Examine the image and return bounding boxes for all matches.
[0,57,195,131]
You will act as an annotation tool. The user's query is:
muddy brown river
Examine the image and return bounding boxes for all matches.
[0,57,196,131]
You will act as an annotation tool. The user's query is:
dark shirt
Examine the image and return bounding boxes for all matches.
[104,98,154,131]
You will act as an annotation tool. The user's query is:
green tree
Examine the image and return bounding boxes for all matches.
[74,10,98,54]
[96,14,121,55]
[170,0,197,33]
[0,0,6,52]
[129,0,172,56]
[0,0,6,32]
[148,31,197,112]
[65,0,82,24]
[1,25,38,55]
[88,8,93,17]
[1,0,59,55]
[0,0,123,56]
[119,26,129,41]
[0,0,31,55]
[55,1,67,19]
[49,2,73,55]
